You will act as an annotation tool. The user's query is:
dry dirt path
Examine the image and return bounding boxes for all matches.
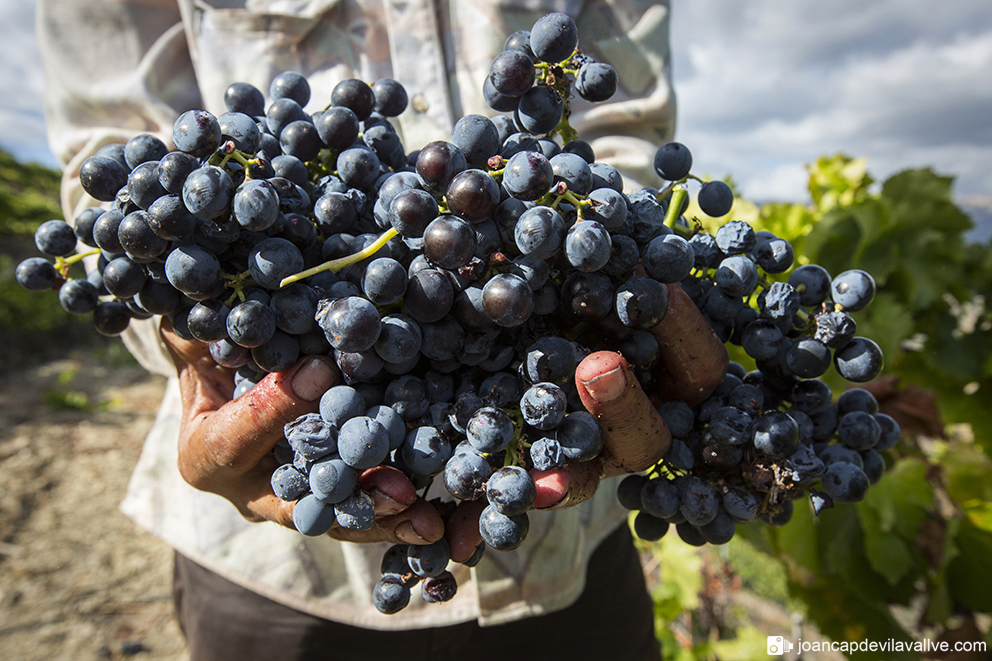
[0,355,186,661]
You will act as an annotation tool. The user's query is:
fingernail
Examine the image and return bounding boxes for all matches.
[371,488,406,516]
[394,520,427,545]
[581,364,627,403]
[291,358,335,402]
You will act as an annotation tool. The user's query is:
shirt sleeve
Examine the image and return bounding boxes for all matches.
[36,0,203,377]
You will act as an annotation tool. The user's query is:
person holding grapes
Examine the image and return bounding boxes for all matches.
[37,1,726,658]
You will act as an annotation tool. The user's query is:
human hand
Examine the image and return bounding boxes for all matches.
[159,319,482,557]
[531,283,729,509]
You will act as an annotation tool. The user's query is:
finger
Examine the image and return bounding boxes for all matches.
[327,497,445,546]
[531,460,600,510]
[227,456,297,526]
[444,498,486,563]
[160,315,211,367]
[178,355,339,488]
[532,468,570,509]
[651,283,728,407]
[575,351,671,476]
[358,466,418,517]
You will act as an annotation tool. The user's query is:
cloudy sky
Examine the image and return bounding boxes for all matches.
[669,0,992,202]
[1,0,990,204]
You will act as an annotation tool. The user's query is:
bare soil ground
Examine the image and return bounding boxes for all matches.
[0,353,186,661]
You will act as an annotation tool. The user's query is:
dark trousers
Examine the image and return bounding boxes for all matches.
[173,523,660,661]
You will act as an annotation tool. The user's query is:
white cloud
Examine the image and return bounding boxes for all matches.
[671,0,992,201]
[0,0,990,199]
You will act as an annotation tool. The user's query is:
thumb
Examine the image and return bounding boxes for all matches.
[185,355,339,478]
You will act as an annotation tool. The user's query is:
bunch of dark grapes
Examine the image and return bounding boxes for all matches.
[15,11,898,614]
[618,155,895,546]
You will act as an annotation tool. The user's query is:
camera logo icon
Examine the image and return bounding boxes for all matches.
[767,635,794,655]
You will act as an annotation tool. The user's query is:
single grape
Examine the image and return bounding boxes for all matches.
[466,407,515,454]
[653,142,692,181]
[486,466,536,516]
[633,512,670,541]
[481,273,534,328]
[451,114,500,169]
[564,220,612,271]
[503,151,553,201]
[270,71,311,106]
[401,425,452,475]
[752,411,800,458]
[292,494,337,536]
[373,576,411,614]
[15,257,59,291]
[642,234,694,284]
[556,411,603,462]
[488,50,535,97]
[337,416,390,470]
[529,12,578,63]
[479,505,529,551]
[615,277,669,330]
[788,264,832,306]
[697,180,733,216]
[834,337,884,382]
[224,82,265,116]
[172,109,221,157]
[424,216,477,269]
[443,450,493,500]
[445,169,500,222]
[331,79,376,120]
[58,279,99,315]
[831,269,876,311]
[335,488,376,530]
[271,464,310,502]
[519,382,567,430]
[575,62,618,102]
[515,85,564,135]
[227,300,277,348]
[821,462,870,503]
[315,296,381,353]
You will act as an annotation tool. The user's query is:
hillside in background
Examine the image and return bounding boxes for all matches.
[0,149,119,367]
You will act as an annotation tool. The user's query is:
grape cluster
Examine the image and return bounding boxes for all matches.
[622,373,900,545]
[15,10,899,613]
[616,170,896,546]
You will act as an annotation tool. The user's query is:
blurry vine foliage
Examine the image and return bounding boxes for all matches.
[648,155,992,660]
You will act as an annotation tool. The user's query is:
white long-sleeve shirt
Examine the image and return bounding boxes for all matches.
[37,0,675,629]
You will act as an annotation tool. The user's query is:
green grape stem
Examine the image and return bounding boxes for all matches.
[504,443,519,468]
[279,227,400,287]
[58,248,101,269]
[560,189,585,207]
[222,269,252,282]
[551,109,579,145]
[662,186,689,237]
[656,174,704,202]
[221,270,259,303]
